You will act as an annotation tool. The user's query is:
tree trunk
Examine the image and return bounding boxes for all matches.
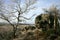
[13,26,17,38]
[54,12,58,30]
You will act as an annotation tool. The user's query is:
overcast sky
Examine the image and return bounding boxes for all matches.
[0,0,60,24]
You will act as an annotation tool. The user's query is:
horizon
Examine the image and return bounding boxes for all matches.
[0,0,60,24]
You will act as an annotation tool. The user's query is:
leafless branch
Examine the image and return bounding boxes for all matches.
[20,14,36,20]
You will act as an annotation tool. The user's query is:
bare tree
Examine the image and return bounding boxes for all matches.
[0,0,37,38]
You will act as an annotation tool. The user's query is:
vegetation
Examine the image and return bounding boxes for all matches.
[35,5,60,40]
[0,0,60,40]
[0,0,37,38]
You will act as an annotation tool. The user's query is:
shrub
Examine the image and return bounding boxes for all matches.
[0,31,13,40]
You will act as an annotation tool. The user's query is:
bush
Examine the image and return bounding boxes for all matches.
[0,31,13,40]
[23,31,36,40]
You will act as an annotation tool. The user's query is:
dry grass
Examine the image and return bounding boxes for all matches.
[0,25,60,40]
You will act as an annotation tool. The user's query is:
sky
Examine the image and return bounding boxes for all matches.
[0,0,60,24]
[24,0,60,24]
